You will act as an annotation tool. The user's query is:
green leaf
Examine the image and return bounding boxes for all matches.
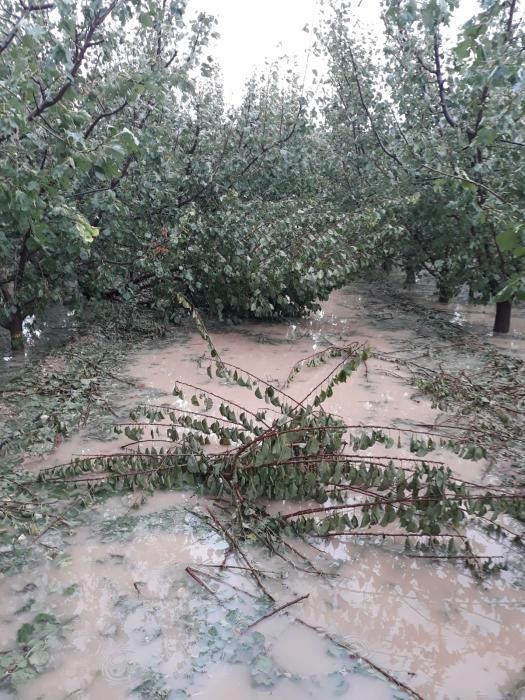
[497,226,520,252]
[16,623,35,645]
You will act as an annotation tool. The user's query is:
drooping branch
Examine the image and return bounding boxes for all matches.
[345,46,404,167]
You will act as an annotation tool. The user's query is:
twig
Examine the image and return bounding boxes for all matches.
[206,507,275,600]
[244,594,309,631]
[192,567,258,599]
[64,352,136,386]
[295,619,425,700]
[33,505,71,542]
[199,563,279,576]
[185,566,219,598]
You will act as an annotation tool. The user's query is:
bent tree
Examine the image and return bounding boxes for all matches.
[0,0,214,349]
[320,0,525,332]
[1,0,523,345]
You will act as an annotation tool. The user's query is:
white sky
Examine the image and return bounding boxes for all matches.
[190,0,480,103]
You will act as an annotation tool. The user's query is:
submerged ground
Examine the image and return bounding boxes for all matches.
[1,279,524,700]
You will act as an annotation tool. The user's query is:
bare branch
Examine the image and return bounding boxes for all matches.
[432,29,458,128]
[83,99,128,139]
[346,46,404,167]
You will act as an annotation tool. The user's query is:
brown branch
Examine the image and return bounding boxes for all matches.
[199,563,279,575]
[432,29,457,128]
[173,380,271,428]
[415,53,436,75]
[500,138,525,147]
[206,507,275,600]
[0,3,53,54]
[1,0,119,138]
[282,493,523,521]
[345,46,404,167]
[467,85,489,141]
[0,11,24,54]
[193,568,258,599]
[83,99,128,138]
[243,594,309,631]
[312,531,467,539]
[185,566,218,597]
[33,505,71,542]
[506,0,518,39]
[227,103,305,185]
[406,553,503,560]
[164,48,178,68]
[295,619,425,700]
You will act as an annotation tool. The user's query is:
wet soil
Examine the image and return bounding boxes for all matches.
[1,282,524,700]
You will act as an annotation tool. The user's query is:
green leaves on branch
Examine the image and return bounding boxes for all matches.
[38,325,524,568]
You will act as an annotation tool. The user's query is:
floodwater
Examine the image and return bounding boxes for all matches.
[0,305,77,386]
[400,273,525,358]
[1,284,524,700]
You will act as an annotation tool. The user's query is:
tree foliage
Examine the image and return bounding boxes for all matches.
[1,0,524,347]
[318,0,525,328]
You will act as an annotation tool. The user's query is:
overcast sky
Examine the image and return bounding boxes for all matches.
[191,0,480,102]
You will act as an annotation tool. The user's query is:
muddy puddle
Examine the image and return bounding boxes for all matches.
[1,286,524,700]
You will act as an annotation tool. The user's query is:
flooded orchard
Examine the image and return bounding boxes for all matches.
[1,283,525,700]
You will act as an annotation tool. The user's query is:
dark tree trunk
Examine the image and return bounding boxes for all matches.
[404,266,416,286]
[9,312,24,351]
[438,284,450,304]
[493,300,512,334]
[381,259,393,275]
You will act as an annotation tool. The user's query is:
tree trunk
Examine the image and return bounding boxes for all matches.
[438,284,450,304]
[404,266,416,286]
[9,312,24,351]
[381,259,393,275]
[493,300,512,334]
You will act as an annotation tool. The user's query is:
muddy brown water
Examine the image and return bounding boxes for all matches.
[1,286,525,700]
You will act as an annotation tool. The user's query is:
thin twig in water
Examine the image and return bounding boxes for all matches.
[185,566,219,598]
[192,567,258,599]
[295,618,425,700]
[244,594,309,631]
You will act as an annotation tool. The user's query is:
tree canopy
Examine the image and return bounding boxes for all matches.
[1,0,524,348]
